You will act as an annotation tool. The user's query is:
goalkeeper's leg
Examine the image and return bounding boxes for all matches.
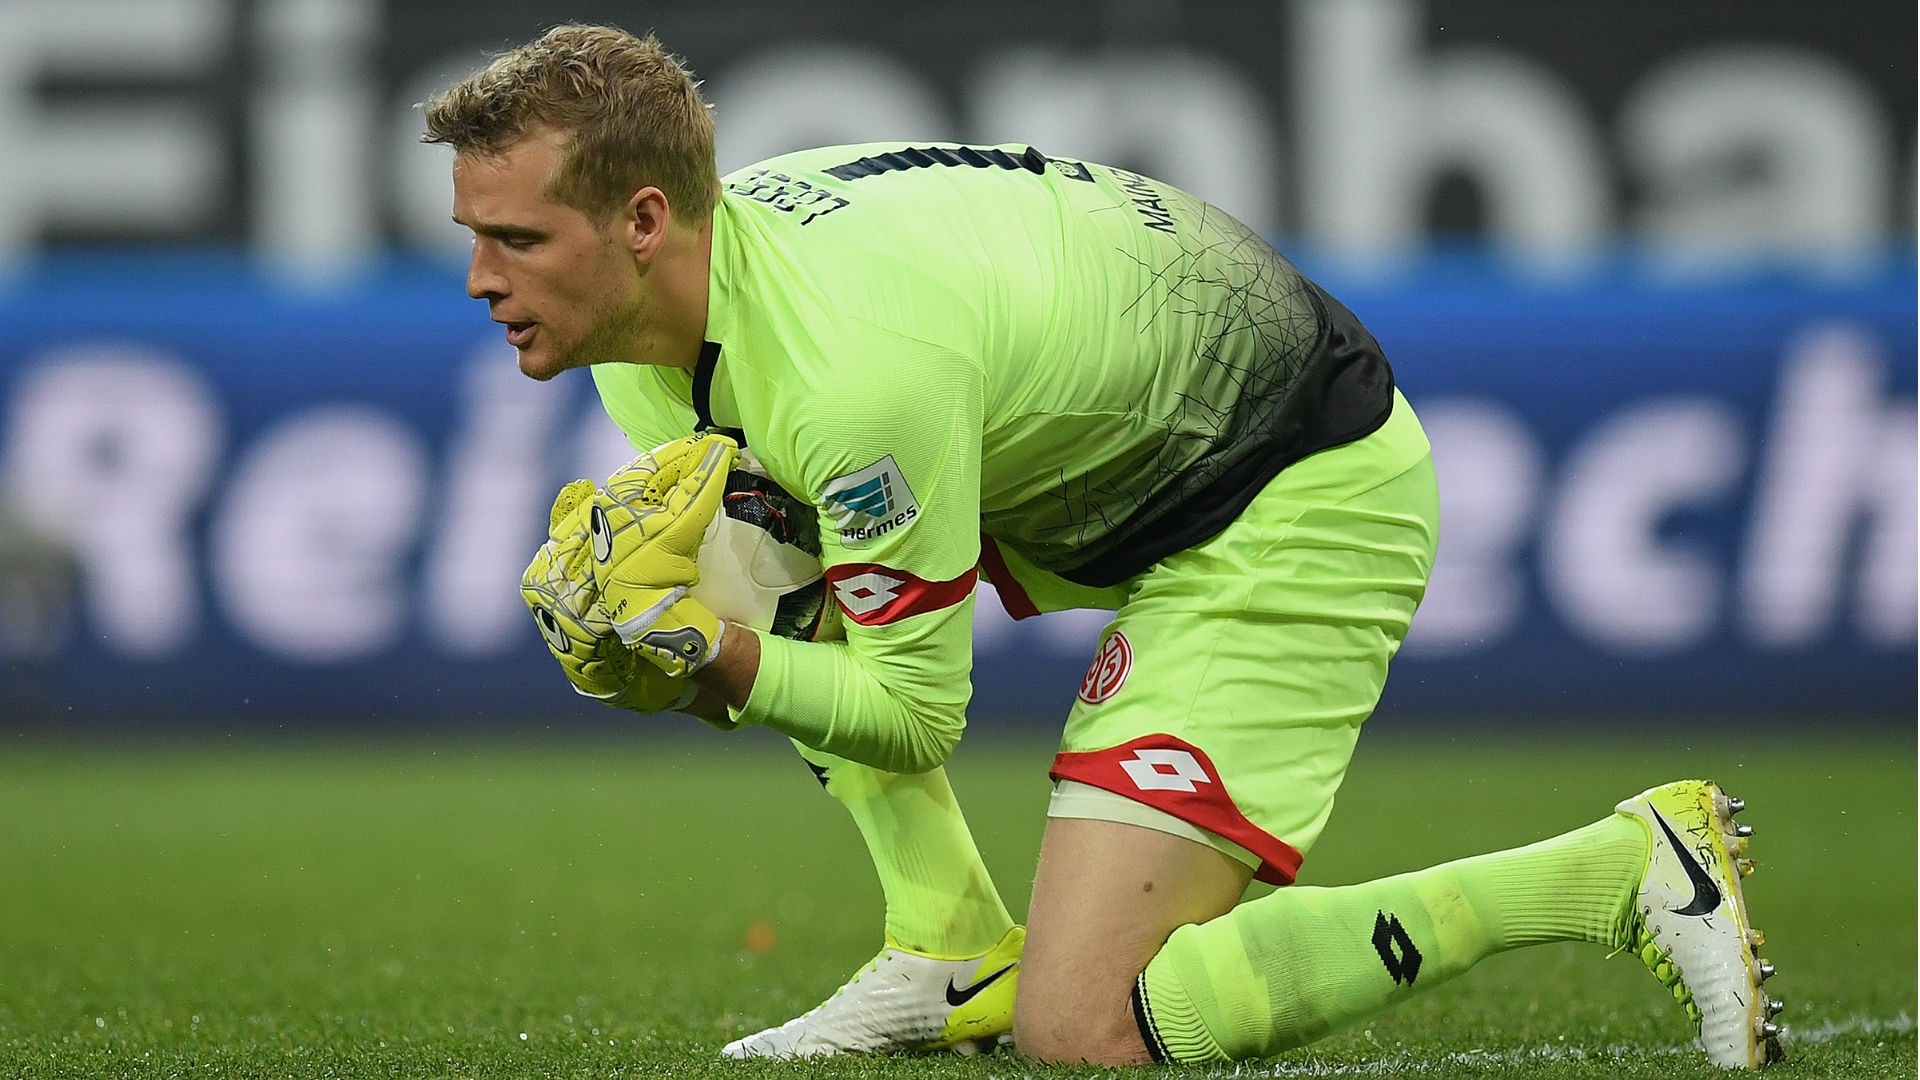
[1017,810,1650,1063]
[790,743,1014,955]
[720,744,1019,1058]
[1025,787,1778,1068]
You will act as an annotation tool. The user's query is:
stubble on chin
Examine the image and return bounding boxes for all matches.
[557,294,651,373]
[516,350,564,382]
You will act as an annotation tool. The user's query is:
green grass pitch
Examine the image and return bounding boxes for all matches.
[0,725,1911,1078]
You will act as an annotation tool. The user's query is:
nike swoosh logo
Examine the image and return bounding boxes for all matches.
[945,962,1017,1007]
[1652,805,1723,917]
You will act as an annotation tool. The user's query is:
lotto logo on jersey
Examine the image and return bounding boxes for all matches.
[820,456,920,547]
[825,562,977,626]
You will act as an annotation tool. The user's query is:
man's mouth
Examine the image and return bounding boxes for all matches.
[504,321,536,348]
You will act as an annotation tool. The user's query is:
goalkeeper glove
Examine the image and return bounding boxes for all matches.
[522,478,696,713]
[587,433,737,677]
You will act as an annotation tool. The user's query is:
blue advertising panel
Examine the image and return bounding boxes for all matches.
[0,258,1910,726]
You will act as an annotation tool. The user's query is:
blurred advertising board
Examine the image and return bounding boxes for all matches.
[3,0,1911,278]
[0,259,1910,726]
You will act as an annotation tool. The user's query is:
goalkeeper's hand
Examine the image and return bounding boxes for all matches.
[522,479,697,713]
[587,434,737,677]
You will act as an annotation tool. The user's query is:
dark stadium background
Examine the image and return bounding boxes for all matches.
[0,0,1911,732]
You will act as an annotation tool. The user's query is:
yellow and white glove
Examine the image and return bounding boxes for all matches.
[522,479,695,713]
[587,433,738,678]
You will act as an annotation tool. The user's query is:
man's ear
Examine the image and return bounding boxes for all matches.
[624,186,672,263]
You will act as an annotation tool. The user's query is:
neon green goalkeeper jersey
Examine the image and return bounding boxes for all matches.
[592,143,1394,771]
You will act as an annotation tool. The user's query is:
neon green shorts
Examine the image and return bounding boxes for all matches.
[1047,389,1439,884]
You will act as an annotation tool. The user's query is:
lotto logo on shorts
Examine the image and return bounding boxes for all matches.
[1120,748,1211,793]
[1049,735,1306,886]
[1078,630,1132,704]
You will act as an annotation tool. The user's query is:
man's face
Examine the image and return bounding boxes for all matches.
[451,129,645,381]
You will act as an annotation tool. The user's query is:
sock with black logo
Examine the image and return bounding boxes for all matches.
[1135,815,1646,1062]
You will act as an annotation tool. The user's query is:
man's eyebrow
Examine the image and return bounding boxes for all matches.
[453,217,546,240]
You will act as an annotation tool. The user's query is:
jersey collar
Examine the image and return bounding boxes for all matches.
[690,340,742,443]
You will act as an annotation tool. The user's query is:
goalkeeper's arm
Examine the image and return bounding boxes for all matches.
[681,334,983,773]
[693,591,975,775]
[679,681,741,728]
[691,621,761,717]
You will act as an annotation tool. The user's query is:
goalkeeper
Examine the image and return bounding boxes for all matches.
[425,25,1782,1069]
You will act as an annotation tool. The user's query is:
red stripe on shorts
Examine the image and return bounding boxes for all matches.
[1050,734,1305,885]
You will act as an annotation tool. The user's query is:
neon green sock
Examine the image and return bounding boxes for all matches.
[1138,815,1647,1062]
[791,741,1014,956]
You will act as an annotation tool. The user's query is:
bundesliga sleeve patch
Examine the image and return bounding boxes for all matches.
[1050,735,1305,886]
[819,455,920,548]
[825,563,977,626]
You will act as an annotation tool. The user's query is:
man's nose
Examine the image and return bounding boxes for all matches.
[467,245,506,300]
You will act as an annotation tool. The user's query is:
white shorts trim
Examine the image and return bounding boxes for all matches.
[1047,779,1261,871]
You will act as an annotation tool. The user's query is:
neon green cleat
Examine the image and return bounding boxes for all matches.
[1613,780,1784,1069]
[720,925,1024,1058]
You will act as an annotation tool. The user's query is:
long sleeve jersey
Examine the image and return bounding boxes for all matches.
[591,142,1394,772]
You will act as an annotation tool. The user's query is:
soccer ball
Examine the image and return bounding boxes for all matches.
[688,456,841,642]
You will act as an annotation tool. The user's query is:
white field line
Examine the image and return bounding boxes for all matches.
[983,1013,1914,1078]
[1783,1011,1915,1045]
[1222,1012,1917,1077]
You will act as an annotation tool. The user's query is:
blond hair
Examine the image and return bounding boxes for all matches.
[423,24,720,222]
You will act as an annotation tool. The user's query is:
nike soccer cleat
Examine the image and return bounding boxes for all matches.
[720,925,1024,1059]
[1614,780,1784,1069]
